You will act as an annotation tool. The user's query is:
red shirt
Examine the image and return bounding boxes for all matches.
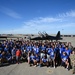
[16,50,21,56]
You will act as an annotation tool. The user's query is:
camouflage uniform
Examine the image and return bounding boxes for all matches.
[70,54,75,74]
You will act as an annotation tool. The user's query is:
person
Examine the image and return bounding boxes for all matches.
[4,45,9,53]
[50,45,56,68]
[61,52,70,70]
[33,45,40,55]
[16,49,21,64]
[70,49,75,74]
[26,44,32,53]
[0,51,3,65]
[35,54,40,66]
[59,45,65,65]
[29,53,36,66]
[40,45,46,59]
[46,45,51,67]
[40,55,48,67]
[68,42,73,51]
[0,43,3,53]
[6,51,12,64]
[0,51,5,65]
[65,46,71,57]
[27,52,31,65]
[11,47,16,63]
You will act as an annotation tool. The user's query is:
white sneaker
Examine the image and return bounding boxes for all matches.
[34,65,37,67]
[54,66,55,68]
[37,63,39,66]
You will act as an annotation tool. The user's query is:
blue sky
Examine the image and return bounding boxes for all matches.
[0,0,75,34]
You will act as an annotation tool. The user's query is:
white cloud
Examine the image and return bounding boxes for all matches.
[24,17,62,26]
[66,10,75,17]
[58,10,75,18]
[0,6,21,19]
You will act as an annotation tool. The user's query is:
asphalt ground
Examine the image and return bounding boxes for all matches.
[0,62,75,75]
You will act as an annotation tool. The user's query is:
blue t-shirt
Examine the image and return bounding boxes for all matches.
[30,55,36,60]
[65,49,71,56]
[50,48,55,57]
[4,47,9,52]
[62,47,65,50]
[41,46,46,51]
[6,54,11,59]
[27,46,32,52]
[10,41,14,46]
[59,47,65,57]
[0,54,2,58]
[62,55,68,62]
[34,47,40,54]
[21,45,25,51]
[59,48,64,54]
[11,49,16,56]
[35,56,40,61]
[47,48,51,55]
[42,58,47,63]
[0,46,3,52]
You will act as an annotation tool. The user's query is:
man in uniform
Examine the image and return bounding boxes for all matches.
[70,49,75,74]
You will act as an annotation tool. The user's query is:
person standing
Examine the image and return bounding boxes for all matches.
[70,49,75,74]
[16,49,21,64]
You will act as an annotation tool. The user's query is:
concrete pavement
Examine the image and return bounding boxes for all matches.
[0,63,75,75]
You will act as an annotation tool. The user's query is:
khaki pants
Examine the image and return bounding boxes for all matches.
[72,65,75,73]
[72,63,75,73]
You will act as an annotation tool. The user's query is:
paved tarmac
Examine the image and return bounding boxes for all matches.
[0,63,75,75]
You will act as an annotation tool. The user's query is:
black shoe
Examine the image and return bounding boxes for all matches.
[67,66,70,71]
[29,64,32,67]
[47,65,49,67]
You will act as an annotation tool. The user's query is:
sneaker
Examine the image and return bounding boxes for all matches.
[66,66,70,71]
[37,63,39,66]
[34,65,37,67]
[54,66,55,68]
[47,65,49,67]
[29,64,32,67]
[39,64,42,67]
[68,67,70,71]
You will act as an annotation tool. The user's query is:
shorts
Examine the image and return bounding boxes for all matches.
[28,57,30,60]
[40,53,45,58]
[47,54,51,62]
[61,61,65,66]
[36,59,40,62]
[50,57,55,61]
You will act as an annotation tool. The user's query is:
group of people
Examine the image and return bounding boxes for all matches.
[0,39,75,74]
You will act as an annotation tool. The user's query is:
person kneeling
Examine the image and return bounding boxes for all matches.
[61,52,70,70]
[28,53,36,67]
[40,55,48,67]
